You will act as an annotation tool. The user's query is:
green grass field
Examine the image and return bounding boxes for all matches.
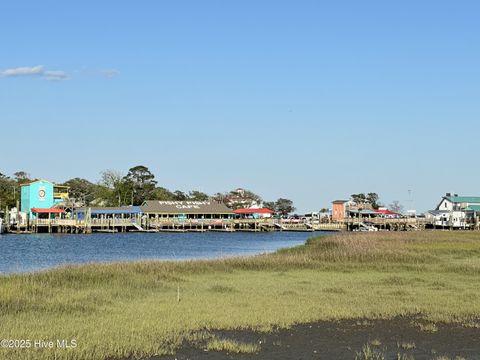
[1,231,480,359]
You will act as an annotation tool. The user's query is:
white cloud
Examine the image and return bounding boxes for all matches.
[1,65,44,77]
[1,65,118,81]
[99,69,119,78]
[42,70,68,81]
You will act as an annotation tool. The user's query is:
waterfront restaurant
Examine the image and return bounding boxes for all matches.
[74,206,142,221]
[20,180,69,219]
[141,201,235,221]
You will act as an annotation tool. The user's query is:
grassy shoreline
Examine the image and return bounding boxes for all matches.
[1,232,480,359]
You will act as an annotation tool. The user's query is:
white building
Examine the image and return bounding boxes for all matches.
[436,193,480,212]
[425,210,468,229]
[428,193,480,229]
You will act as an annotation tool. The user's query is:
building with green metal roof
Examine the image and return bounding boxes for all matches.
[436,193,480,212]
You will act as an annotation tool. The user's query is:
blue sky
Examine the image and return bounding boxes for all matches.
[1,0,479,212]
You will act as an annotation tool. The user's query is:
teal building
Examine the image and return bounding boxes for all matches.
[20,180,69,218]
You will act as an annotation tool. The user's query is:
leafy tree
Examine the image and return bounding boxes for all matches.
[13,171,30,184]
[62,178,97,205]
[351,192,381,209]
[173,190,188,201]
[351,193,367,205]
[212,192,226,202]
[263,201,276,211]
[98,170,130,206]
[153,187,176,201]
[367,192,380,209]
[124,165,157,205]
[188,190,209,201]
[0,173,16,208]
[275,198,296,217]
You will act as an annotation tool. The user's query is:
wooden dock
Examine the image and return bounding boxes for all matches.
[5,216,474,234]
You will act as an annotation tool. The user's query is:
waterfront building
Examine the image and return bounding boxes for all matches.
[332,200,348,221]
[234,208,274,219]
[74,206,142,220]
[427,193,480,229]
[141,201,235,221]
[20,180,69,219]
[375,208,401,219]
[436,193,480,212]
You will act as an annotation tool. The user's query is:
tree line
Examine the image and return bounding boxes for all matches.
[0,166,296,216]
[350,192,404,214]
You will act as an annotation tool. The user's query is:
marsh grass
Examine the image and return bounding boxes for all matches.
[1,231,480,359]
[205,338,260,353]
[355,343,385,360]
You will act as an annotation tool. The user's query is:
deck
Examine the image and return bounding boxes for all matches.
[6,216,476,234]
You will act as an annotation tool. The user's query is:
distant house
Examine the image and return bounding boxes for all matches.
[425,210,467,229]
[20,180,69,219]
[223,188,261,209]
[332,200,348,221]
[436,193,480,212]
[332,199,376,221]
[426,193,480,229]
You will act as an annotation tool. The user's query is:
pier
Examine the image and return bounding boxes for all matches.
[5,216,440,234]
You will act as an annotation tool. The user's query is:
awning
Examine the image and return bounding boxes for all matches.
[31,208,65,213]
[234,208,274,214]
[465,205,480,212]
[375,209,400,216]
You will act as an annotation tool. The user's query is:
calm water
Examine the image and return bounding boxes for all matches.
[0,231,321,274]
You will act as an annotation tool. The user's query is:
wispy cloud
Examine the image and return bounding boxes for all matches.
[0,65,69,81]
[42,70,68,81]
[1,65,44,77]
[1,65,119,81]
[99,69,119,78]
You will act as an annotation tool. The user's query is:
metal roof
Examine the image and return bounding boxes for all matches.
[75,206,142,215]
[445,196,480,204]
[234,208,274,214]
[31,208,65,213]
[20,179,54,187]
[427,210,449,216]
[465,205,480,212]
[141,201,234,214]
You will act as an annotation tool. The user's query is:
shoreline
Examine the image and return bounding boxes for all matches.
[153,316,480,360]
[0,231,314,275]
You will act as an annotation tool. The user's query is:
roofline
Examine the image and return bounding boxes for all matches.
[142,211,234,214]
[20,179,54,186]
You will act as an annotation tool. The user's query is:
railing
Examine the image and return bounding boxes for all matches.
[146,218,274,226]
[53,192,69,199]
[31,218,138,226]
[89,218,137,226]
[32,219,82,226]
[342,217,428,225]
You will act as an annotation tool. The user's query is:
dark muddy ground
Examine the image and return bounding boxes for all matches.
[150,317,480,360]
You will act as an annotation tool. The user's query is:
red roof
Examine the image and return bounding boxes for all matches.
[234,208,274,214]
[31,208,65,213]
[375,209,400,216]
